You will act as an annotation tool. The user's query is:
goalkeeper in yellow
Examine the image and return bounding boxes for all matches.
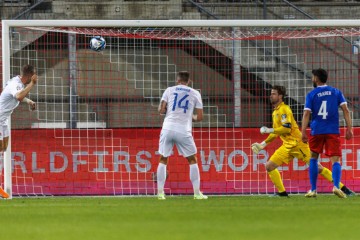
[251,85,355,197]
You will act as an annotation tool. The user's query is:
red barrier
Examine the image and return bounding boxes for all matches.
[8,128,360,195]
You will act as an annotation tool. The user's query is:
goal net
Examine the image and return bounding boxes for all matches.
[2,20,360,198]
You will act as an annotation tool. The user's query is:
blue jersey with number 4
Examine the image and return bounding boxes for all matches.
[304,85,347,135]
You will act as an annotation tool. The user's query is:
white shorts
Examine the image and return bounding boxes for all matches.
[158,129,197,158]
[0,125,9,141]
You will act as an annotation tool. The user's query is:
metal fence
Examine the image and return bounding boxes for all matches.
[2,1,360,21]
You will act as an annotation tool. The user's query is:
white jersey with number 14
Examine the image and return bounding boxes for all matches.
[161,85,203,135]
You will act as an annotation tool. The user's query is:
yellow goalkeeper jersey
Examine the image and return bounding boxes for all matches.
[269,102,303,148]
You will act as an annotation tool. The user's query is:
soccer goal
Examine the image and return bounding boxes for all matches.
[2,20,360,199]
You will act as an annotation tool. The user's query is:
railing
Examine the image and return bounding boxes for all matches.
[0,0,44,19]
[184,0,360,20]
[184,0,360,116]
[13,0,45,19]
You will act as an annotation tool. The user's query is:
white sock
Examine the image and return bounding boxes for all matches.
[190,164,200,195]
[157,163,167,194]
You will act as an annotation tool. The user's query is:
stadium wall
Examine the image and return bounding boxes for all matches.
[8,127,360,196]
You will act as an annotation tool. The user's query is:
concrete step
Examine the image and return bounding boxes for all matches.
[36,102,96,122]
[12,103,39,129]
[105,50,177,89]
[253,71,310,103]
[11,28,47,55]
[107,102,163,128]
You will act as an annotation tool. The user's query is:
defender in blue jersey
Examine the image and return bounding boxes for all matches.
[301,68,354,198]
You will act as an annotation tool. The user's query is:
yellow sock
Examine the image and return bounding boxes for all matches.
[268,169,286,193]
[320,167,344,189]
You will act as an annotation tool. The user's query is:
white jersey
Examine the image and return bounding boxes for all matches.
[161,85,203,134]
[0,76,24,126]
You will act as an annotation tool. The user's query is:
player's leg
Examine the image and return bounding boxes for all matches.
[325,134,346,198]
[317,164,355,195]
[317,164,337,186]
[308,151,320,192]
[156,129,174,200]
[302,138,355,196]
[186,155,200,195]
[0,125,5,160]
[156,155,168,199]
[266,161,287,196]
[308,135,325,192]
[0,125,10,199]
[266,147,290,197]
[292,143,317,197]
[0,125,10,159]
[175,133,207,199]
[298,141,348,193]
[325,134,341,189]
[331,156,342,189]
[2,138,9,152]
[0,136,9,172]
[185,155,207,200]
[329,156,347,198]
[317,164,331,183]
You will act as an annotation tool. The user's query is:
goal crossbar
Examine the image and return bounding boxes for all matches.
[4,19,360,28]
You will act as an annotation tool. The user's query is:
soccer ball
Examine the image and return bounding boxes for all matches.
[89,36,106,52]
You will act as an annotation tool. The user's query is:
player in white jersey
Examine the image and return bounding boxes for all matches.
[0,64,38,198]
[156,71,207,200]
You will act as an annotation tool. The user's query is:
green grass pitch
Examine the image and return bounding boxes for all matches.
[1,195,359,240]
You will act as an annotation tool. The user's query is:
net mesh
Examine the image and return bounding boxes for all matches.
[3,25,360,196]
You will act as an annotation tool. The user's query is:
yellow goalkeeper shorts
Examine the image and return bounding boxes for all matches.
[269,141,310,166]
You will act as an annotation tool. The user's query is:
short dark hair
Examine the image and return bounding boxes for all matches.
[272,85,286,99]
[312,68,328,83]
[22,64,35,76]
[177,71,190,83]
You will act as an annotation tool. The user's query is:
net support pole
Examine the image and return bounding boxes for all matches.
[233,33,241,127]
[68,33,77,129]
[2,21,12,199]
[263,0,267,19]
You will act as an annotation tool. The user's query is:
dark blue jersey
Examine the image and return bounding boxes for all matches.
[304,85,346,135]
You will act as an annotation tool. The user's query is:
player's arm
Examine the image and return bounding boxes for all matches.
[264,133,278,144]
[260,125,291,135]
[15,74,38,102]
[22,97,36,111]
[301,93,313,143]
[259,107,292,135]
[251,125,280,154]
[192,108,203,122]
[193,91,203,122]
[340,103,353,140]
[158,100,167,115]
[338,91,353,140]
[251,132,279,154]
[301,110,311,143]
[158,88,169,115]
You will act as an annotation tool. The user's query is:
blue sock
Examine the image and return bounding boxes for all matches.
[309,158,318,191]
[332,162,341,189]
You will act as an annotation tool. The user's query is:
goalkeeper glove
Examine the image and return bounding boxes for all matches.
[251,141,267,154]
[260,126,274,134]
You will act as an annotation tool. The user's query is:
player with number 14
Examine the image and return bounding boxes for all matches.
[156,71,207,200]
